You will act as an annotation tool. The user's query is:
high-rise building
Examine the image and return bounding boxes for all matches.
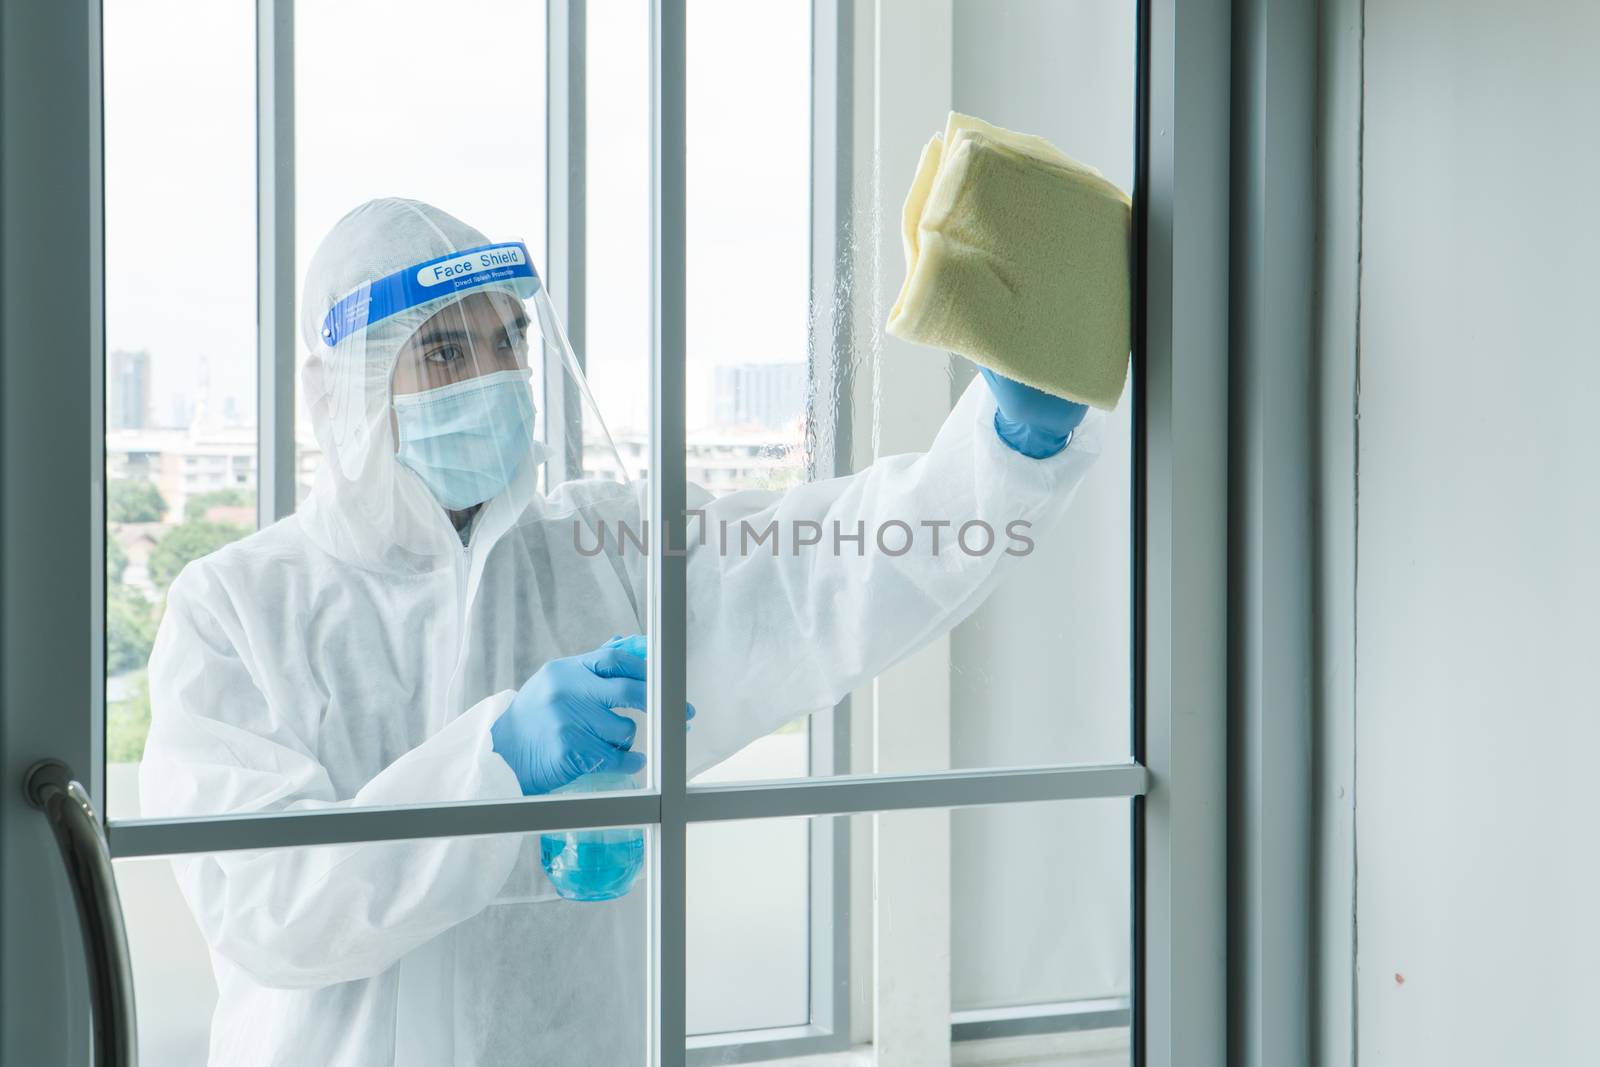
[108,349,150,430]
[167,392,193,430]
[712,362,806,430]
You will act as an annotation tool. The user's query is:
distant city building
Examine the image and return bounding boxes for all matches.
[106,423,322,524]
[108,349,151,430]
[167,393,193,430]
[599,433,804,494]
[712,363,806,430]
[104,348,302,522]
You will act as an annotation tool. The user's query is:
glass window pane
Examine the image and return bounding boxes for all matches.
[294,0,551,499]
[677,0,815,787]
[121,3,662,837]
[685,0,811,479]
[119,825,653,1064]
[584,0,652,474]
[680,0,1137,783]
[948,0,1137,774]
[687,801,1132,1062]
[104,0,257,812]
[294,0,549,294]
[953,802,1131,1012]
[688,816,810,1035]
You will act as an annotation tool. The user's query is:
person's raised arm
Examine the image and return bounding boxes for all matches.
[672,376,1101,775]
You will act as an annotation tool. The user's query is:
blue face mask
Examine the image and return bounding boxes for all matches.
[392,369,542,510]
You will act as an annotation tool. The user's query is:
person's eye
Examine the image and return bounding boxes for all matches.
[425,344,465,365]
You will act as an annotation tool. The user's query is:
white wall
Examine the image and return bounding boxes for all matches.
[1357,3,1600,1063]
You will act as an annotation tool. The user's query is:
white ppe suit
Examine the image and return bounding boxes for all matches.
[139,197,1100,1065]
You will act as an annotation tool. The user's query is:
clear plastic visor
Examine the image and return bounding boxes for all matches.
[310,245,631,510]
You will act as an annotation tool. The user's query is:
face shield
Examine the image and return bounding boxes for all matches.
[303,238,632,561]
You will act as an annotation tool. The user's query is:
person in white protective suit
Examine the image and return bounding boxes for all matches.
[140,197,1102,1066]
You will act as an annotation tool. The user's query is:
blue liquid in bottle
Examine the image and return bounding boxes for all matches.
[539,771,645,902]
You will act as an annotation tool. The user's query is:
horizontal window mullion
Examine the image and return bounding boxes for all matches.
[684,763,1148,823]
[107,791,662,860]
[105,763,1148,859]
[686,1022,835,1063]
[951,996,1133,1041]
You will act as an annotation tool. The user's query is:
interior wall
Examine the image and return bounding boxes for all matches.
[1357,2,1600,1063]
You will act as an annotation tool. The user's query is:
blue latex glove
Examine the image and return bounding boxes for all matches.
[978,366,1089,459]
[491,634,693,795]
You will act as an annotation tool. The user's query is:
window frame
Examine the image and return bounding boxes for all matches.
[0,0,1231,1065]
[256,0,295,528]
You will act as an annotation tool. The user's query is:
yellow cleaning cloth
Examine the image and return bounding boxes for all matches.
[886,112,1132,410]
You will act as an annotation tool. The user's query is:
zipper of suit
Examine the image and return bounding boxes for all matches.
[440,527,474,729]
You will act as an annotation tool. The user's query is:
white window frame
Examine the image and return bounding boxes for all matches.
[0,1,1231,1065]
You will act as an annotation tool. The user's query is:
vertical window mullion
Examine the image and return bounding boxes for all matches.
[1139,0,1231,1064]
[807,0,854,1053]
[650,2,689,1066]
[545,0,586,484]
[255,0,295,527]
[1131,0,1152,1061]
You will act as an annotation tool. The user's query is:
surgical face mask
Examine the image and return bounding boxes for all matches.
[392,368,542,511]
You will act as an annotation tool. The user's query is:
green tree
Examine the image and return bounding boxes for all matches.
[106,673,152,764]
[184,487,253,522]
[106,584,158,675]
[147,520,248,591]
[107,479,167,523]
[107,536,128,583]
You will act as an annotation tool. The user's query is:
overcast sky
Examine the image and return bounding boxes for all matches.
[104,0,811,438]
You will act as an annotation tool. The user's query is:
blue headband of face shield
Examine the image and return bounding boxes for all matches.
[318,240,542,349]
